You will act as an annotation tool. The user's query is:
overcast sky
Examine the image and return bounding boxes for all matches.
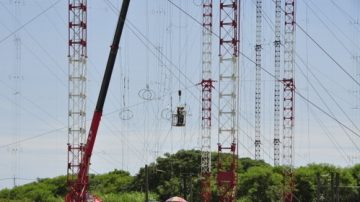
[0,0,359,189]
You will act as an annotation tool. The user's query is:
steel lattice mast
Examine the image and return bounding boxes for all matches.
[217,0,239,201]
[67,0,87,190]
[282,0,296,201]
[200,0,213,201]
[11,0,23,187]
[273,0,281,166]
[254,0,262,160]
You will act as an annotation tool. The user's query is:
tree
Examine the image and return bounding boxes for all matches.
[1,151,359,201]
[237,166,282,201]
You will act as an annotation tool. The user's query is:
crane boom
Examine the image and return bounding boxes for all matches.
[65,0,130,201]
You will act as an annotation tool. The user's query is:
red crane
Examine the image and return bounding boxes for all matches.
[65,0,130,201]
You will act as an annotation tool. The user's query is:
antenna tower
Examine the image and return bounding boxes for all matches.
[217,0,239,201]
[353,2,360,117]
[273,0,281,166]
[282,0,296,201]
[254,0,262,160]
[200,0,213,201]
[10,0,23,187]
[67,0,87,190]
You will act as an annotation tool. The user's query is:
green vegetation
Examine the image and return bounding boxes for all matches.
[0,150,359,201]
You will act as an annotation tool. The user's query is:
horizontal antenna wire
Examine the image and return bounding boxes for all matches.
[0,0,61,45]
[168,0,360,140]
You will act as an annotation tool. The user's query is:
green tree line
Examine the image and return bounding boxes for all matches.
[0,150,359,201]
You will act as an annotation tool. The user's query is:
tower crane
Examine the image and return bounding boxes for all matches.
[65,0,130,201]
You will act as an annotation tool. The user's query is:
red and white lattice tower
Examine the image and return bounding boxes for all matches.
[200,0,213,202]
[217,1,239,201]
[282,0,296,201]
[273,0,281,166]
[254,0,262,160]
[67,0,87,190]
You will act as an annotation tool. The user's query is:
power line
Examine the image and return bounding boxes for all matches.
[254,0,360,141]
[330,0,360,33]
[0,96,168,150]
[0,80,65,126]
[0,127,65,150]
[310,108,350,164]
[168,0,307,165]
[0,1,68,76]
[116,5,253,160]
[0,3,67,86]
[268,0,360,87]
[102,0,360,164]
[304,0,353,56]
[308,0,360,51]
[249,0,360,141]
[296,61,360,153]
[253,2,360,104]
[0,177,36,181]
[296,91,360,139]
[296,23,360,87]
[167,0,360,142]
[296,56,360,143]
[0,0,62,45]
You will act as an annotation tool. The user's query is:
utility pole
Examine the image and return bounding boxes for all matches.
[182,175,188,200]
[331,172,334,202]
[330,172,340,202]
[145,164,149,202]
[13,176,16,188]
[189,174,193,202]
[316,173,321,202]
[357,174,360,200]
[335,172,339,202]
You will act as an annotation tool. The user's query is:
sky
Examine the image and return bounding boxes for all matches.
[0,0,359,189]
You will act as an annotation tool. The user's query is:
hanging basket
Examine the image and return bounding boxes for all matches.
[171,106,186,127]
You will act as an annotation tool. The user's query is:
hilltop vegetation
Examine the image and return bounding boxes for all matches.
[0,150,359,201]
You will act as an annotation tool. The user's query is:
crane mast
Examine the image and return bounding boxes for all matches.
[254,0,262,160]
[273,0,281,166]
[200,0,213,202]
[217,0,240,201]
[282,0,296,201]
[65,0,130,201]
